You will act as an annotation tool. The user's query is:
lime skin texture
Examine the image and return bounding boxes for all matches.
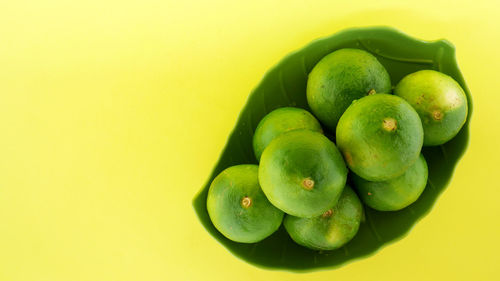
[252,107,322,161]
[306,48,392,131]
[258,130,348,218]
[336,94,424,182]
[352,154,428,211]
[207,165,284,243]
[284,186,363,251]
[394,70,468,146]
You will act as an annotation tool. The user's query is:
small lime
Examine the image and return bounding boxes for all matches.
[394,70,468,146]
[284,186,363,251]
[353,154,428,211]
[207,165,284,243]
[253,107,322,161]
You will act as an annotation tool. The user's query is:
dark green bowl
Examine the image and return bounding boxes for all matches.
[192,26,472,272]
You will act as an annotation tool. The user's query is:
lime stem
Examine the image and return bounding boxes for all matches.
[432,110,443,120]
[241,196,252,208]
[302,178,315,190]
[322,209,333,218]
[382,117,397,131]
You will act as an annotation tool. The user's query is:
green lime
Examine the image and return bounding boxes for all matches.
[306,48,391,131]
[259,130,347,218]
[207,165,284,243]
[253,107,322,161]
[353,154,428,211]
[284,186,363,251]
[336,94,423,181]
[394,70,468,146]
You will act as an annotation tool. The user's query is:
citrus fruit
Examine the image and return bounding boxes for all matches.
[336,94,423,181]
[207,165,284,243]
[352,154,428,211]
[394,70,468,146]
[259,130,347,218]
[253,107,322,161]
[307,48,391,131]
[284,186,363,250]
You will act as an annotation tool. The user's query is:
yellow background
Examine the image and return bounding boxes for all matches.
[0,0,499,280]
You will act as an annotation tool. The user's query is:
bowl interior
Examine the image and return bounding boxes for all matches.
[192,26,472,271]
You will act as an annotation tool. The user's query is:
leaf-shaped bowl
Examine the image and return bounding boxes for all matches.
[192,26,472,272]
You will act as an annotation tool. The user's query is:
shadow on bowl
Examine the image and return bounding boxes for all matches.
[192,26,472,272]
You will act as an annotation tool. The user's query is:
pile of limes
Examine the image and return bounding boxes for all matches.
[206,48,468,250]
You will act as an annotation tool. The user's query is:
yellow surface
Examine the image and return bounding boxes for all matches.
[0,0,499,280]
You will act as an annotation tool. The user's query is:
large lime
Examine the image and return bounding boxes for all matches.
[259,130,347,218]
[307,48,391,131]
[353,154,428,211]
[336,94,423,181]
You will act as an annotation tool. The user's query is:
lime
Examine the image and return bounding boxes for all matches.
[207,165,284,243]
[284,186,363,251]
[353,154,428,211]
[253,107,322,161]
[336,94,423,181]
[394,70,468,146]
[307,48,391,131]
[259,130,347,218]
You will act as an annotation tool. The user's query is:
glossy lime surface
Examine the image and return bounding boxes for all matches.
[336,94,423,181]
[259,130,347,218]
[207,165,284,243]
[395,70,468,146]
[307,48,391,131]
